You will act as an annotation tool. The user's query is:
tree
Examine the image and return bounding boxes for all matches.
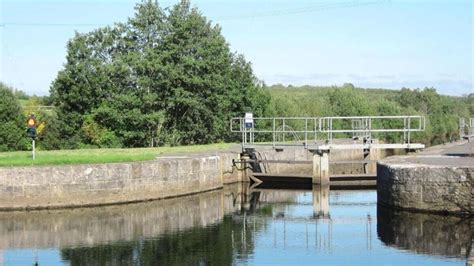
[51,0,269,148]
[0,83,28,151]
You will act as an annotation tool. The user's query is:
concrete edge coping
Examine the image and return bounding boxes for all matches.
[379,155,474,169]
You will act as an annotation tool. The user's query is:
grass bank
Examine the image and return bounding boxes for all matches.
[0,143,234,167]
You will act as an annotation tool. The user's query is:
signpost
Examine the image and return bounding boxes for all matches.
[244,112,254,144]
[26,114,37,160]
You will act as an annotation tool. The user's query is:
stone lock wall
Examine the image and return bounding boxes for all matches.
[0,152,243,210]
[377,156,473,215]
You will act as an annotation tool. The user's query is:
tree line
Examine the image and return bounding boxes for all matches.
[0,0,472,151]
[267,84,473,145]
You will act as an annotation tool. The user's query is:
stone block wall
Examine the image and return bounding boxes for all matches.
[0,153,242,210]
[377,156,473,215]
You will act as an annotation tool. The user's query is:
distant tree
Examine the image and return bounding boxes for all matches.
[327,87,372,116]
[0,83,28,151]
[13,89,29,100]
[51,0,268,147]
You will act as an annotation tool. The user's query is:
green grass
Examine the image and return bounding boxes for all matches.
[0,143,235,167]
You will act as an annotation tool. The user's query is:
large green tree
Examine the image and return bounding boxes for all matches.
[51,0,269,148]
[0,83,28,151]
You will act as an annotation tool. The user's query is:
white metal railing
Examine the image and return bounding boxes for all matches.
[459,118,474,138]
[319,116,425,144]
[471,118,474,135]
[231,116,425,149]
[230,117,319,148]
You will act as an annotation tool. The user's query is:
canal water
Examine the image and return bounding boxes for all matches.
[0,184,471,265]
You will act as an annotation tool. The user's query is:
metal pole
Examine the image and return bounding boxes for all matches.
[273,118,276,148]
[282,119,285,142]
[407,117,411,144]
[305,118,308,148]
[403,117,407,143]
[32,139,36,160]
[368,117,372,141]
[329,118,333,144]
[314,118,318,143]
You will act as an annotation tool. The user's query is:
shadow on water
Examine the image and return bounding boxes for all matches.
[377,205,473,260]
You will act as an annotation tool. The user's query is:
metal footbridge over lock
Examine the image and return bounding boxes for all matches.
[231,115,426,151]
[230,115,426,185]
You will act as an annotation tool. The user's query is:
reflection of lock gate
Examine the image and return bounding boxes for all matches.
[231,185,374,252]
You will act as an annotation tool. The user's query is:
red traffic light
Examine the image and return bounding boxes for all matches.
[27,114,36,129]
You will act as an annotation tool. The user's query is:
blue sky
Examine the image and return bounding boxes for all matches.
[0,0,472,96]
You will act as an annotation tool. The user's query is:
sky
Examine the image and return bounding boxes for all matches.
[0,0,472,96]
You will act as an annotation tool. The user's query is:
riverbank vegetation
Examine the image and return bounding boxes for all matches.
[267,84,473,145]
[0,0,472,156]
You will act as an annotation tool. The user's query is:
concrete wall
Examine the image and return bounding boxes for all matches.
[254,147,392,175]
[377,156,473,215]
[0,152,243,210]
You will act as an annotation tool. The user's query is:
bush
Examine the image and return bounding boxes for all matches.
[0,83,29,151]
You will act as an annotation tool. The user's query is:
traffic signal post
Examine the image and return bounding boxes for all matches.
[26,114,37,160]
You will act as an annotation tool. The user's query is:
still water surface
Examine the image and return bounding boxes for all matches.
[0,184,471,265]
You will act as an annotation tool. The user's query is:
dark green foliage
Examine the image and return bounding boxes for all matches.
[51,0,268,148]
[0,83,29,151]
[38,112,68,150]
[267,85,472,146]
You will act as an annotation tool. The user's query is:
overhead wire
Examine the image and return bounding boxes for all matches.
[0,1,388,27]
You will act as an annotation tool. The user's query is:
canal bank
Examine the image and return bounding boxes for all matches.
[0,152,244,210]
[377,141,473,216]
[0,144,392,210]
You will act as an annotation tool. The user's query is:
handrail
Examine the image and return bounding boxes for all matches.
[231,115,426,149]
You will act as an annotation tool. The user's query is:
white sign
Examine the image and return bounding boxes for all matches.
[244,112,253,123]
[244,112,253,128]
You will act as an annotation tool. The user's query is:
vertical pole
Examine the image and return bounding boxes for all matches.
[312,151,329,184]
[32,139,36,160]
[312,152,321,184]
[368,117,372,142]
[320,152,329,184]
[408,117,411,144]
[314,118,318,143]
[282,119,285,142]
[403,117,407,143]
[273,118,276,148]
[305,118,308,148]
[329,118,333,144]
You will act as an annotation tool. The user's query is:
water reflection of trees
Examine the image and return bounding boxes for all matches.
[377,205,473,260]
[58,187,304,265]
[60,215,254,265]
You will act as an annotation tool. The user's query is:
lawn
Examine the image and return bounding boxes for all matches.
[0,143,235,167]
